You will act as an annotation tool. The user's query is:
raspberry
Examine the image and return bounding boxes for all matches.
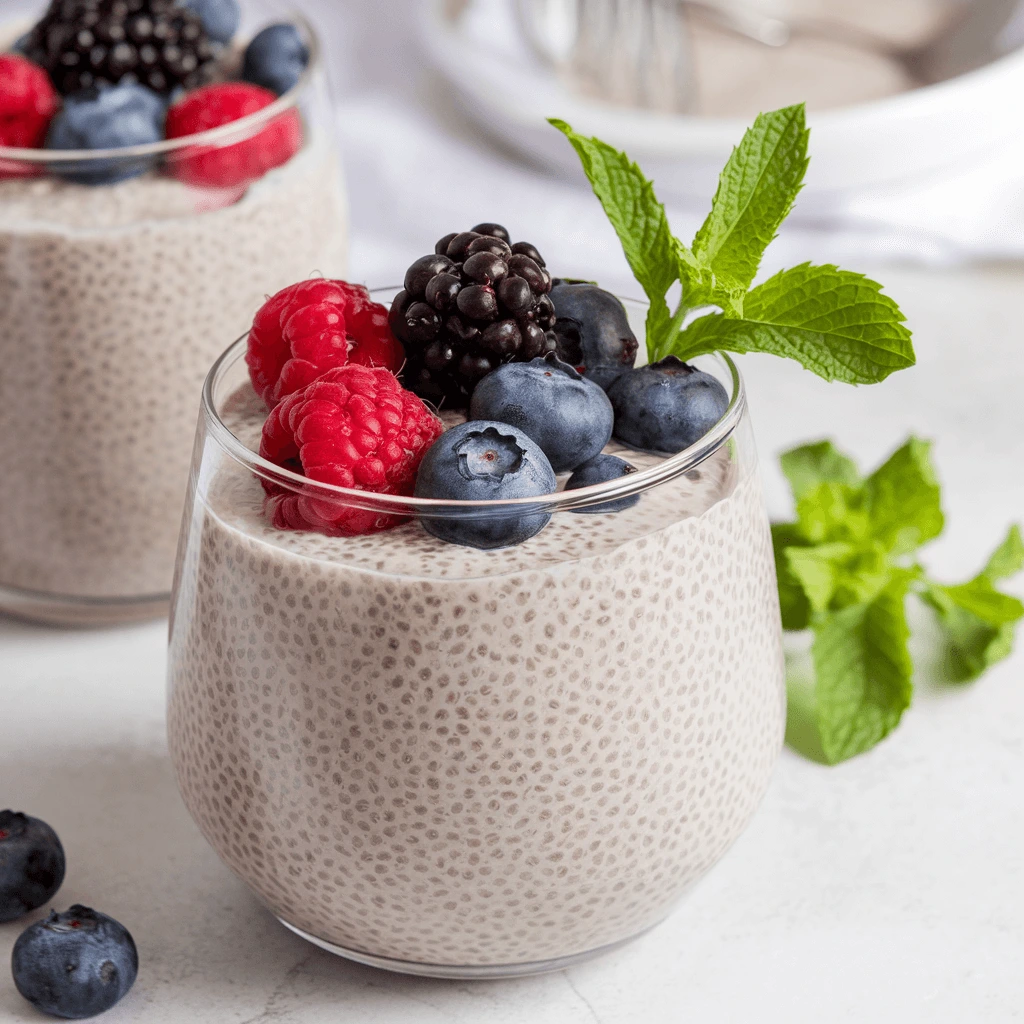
[0,55,59,178]
[165,82,301,188]
[247,279,405,408]
[259,365,443,536]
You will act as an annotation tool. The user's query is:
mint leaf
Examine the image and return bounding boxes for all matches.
[795,481,870,546]
[984,524,1024,581]
[785,543,850,614]
[864,438,944,555]
[772,523,811,631]
[921,589,1019,683]
[787,542,897,614]
[921,524,1024,682]
[812,576,914,764]
[548,119,678,356]
[691,104,809,303]
[670,264,915,384]
[938,577,1023,624]
[780,440,860,502]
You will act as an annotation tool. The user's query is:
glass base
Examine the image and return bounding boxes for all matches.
[0,581,169,628]
[276,916,659,980]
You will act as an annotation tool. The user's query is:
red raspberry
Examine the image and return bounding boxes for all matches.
[260,365,443,536]
[165,83,302,189]
[0,55,59,179]
[247,279,405,408]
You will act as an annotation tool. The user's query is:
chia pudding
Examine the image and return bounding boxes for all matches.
[166,368,785,972]
[0,13,347,623]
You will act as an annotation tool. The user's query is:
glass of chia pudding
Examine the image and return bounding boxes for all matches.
[167,263,785,977]
[0,2,347,625]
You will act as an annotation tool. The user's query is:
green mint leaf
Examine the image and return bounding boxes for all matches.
[921,586,1020,682]
[772,523,812,631]
[692,104,809,299]
[864,438,944,555]
[548,119,678,357]
[983,524,1024,581]
[812,576,914,764]
[670,264,916,384]
[780,440,861,502]
[921,526,1024,681]
[786,542,897,614]
[938,578,1023,624]
[795,481,870,546]
[785,543,851,614]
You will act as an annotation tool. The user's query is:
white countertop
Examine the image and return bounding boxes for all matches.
[3,264,1023,1023]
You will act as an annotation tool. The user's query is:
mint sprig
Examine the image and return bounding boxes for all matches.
[550,106,915,383]
[774,439,1023,764]
[548,119,679,354]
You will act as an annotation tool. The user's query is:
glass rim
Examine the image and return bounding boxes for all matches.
[0,11,321,165]
[201,291,748,516]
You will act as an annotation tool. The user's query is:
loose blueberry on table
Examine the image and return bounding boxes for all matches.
[1,0,311,187]
[12,905,138,1020]
[0,810,66,923]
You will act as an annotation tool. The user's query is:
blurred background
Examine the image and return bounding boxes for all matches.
[258,0,1024,281]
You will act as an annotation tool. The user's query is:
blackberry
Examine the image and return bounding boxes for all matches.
[391,223,558,407]
[25,0,218,97]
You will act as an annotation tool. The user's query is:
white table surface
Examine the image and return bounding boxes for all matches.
[3,265,1023,1024]
[4,1,1024,1020]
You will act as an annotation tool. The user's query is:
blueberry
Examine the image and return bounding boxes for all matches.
[550,284,639,391]
[415,421,556,549]
[241,23,310,96]
[12,906,138,1020]
[12,33,31,55]
[180,0,241,44]
[608,357,730,455]
[565,454,639,514]
[46,84,166,186]
[0,811,65,923]
[469,353,613,473]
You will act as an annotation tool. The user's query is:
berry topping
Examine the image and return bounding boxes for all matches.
[0,811,66,924]
[180,0,240,45]
[24,0,217,96]
[414,421,556,549]
[565,454,639,514]
[390,223,557,408]
[241,23,310,96]
[246,279,404,408]
[550,283,639,390]
[608,357,730,454]
[12,905,138,1020]
[165,82,301,188]
[260,365,443,536]
[468,353,614,473]
[0,54,59,152]
[46,83,166,185]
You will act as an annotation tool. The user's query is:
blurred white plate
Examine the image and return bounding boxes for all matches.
[419,0,1024,206]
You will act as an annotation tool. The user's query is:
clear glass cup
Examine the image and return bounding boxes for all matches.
[166,293,785,978]
[0,9,347,626]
